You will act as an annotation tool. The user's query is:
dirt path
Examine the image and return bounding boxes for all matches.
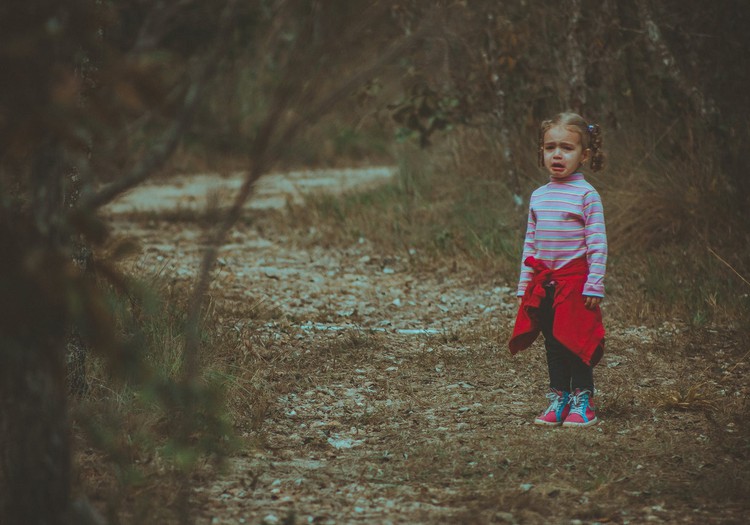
[108,168,748,525]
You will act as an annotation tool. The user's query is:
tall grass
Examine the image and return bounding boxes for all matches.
[286,138,526,278]
[601,124,750,328]
[71,274,279,522]
[283,120,749,329]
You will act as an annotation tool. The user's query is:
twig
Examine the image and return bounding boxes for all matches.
[181,16,430,380]
[630,117,679,177]
[723,350,750,377]
[708,247,750,288]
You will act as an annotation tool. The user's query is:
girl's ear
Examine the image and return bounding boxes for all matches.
[582,148,591,164]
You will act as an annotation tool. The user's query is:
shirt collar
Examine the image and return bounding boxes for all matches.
[549,171,585,182]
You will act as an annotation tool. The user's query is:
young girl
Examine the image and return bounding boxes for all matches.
[508,112,607,428]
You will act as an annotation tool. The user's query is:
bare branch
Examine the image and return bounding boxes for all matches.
[181,18,431,378]
[708,247,750,288]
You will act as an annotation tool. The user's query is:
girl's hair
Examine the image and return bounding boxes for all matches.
[537,112,606,172]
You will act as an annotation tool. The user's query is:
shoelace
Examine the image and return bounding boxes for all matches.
[543,391,566,414]
[568,391,591,416]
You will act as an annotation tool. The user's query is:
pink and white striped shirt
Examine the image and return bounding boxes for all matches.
[517,172,607,298]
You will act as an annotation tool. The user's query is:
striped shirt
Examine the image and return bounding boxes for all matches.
[517,172,607,298]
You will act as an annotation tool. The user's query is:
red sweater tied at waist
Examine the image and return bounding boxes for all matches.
[508,257,604,366]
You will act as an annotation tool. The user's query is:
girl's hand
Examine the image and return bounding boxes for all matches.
[584,296,601,309]
[517,297,523,307]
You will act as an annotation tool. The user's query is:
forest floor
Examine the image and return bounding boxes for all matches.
[106,168,749,525]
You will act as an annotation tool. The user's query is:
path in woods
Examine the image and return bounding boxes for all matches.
[107,168,748,525]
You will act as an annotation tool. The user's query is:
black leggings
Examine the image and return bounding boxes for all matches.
[538,285,594,394]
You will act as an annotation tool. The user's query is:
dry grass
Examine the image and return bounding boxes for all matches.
[73,118,750,523]
[597,124,750,329]
[276,128,750,332]
[77,258,750,523]
[203,316,749,523]
[71,275,263,522]
[603,126,742,252]
[277,142,526,281]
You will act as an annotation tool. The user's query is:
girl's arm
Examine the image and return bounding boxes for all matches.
[517,204,537,297]
[582,189,607,298]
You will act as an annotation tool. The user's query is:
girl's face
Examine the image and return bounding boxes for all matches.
[542,125,590,179]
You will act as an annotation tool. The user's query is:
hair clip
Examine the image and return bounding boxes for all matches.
[588,124,595,133]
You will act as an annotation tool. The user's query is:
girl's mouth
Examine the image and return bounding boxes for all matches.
[551,162,565,171]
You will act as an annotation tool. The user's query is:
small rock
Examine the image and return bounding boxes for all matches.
[495,511,515,523]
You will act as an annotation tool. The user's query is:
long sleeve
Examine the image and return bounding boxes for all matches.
[582,189,607,297]
[517,206,537,296]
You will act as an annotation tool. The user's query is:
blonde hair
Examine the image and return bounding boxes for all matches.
[537,112,606,172]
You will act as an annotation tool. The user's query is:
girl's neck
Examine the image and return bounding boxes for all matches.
[550,170,584,182]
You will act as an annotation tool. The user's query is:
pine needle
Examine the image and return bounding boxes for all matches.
[708,247,750,288]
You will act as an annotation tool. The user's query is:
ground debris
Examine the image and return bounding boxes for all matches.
[108,168,748,524]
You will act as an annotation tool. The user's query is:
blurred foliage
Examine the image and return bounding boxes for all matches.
[0,1,257,523]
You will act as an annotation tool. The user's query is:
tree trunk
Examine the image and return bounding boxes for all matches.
[565,0,586,113]
[0,336,71,525]
[0,143,72,524]
[0,234,72,524]
[483,12,521,202]
[634,0,717,121]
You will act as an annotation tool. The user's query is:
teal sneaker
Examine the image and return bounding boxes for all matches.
[563,389,598,427]
[534,389,570,426]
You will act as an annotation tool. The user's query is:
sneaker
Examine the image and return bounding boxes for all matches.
[563,389,598,427]
[534,389,570,426]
